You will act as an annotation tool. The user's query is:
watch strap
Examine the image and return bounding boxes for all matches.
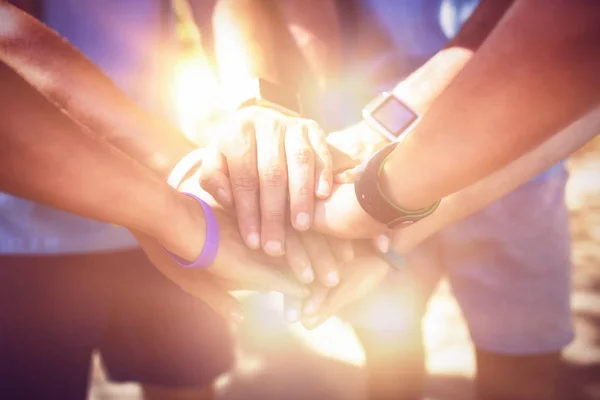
[354,142,439,228]
[237,77,301,117]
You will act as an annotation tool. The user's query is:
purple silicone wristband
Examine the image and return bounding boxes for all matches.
[162,192,220,268]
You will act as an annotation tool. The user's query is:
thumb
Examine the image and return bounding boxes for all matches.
[198,148,233,209]
[333,165,360,184]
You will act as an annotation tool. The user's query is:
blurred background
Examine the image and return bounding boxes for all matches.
[85,1,600,399]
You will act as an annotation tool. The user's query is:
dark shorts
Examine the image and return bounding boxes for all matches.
[0,250,234,399]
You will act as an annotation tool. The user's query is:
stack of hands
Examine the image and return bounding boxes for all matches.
[137,106,392,329]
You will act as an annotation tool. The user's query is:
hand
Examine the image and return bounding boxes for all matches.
[300,251,391,330]
[311,183,387,239]
[283,230,354,322]
[151,187,310,301]
[199,106,333,256]
[135,231,246,324]
[327,121,388,173]
[285,228,353,286]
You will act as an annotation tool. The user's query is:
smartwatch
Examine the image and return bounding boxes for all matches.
[237,77,302,117]
[354,142,439,229]
[362,92,419,142]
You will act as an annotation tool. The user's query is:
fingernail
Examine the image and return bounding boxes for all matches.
[247,233,261,249]
[301,267,315,283]
[295,212,311,231]
[376,234,390,253]
[217,188,230,206]
[317,180,330,197]
[285,308,300,323]
[264,241,284,256]
[303,301,318,316]
[230,312,245,324]
[326,271,340,286]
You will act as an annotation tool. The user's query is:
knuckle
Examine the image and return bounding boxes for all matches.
[291,146,314,166]
[296,183,312,198]
[271,118,286,137]
[265,208,286,223]
[233,171,259,192]
[262,164,286,188]
[200,176,219,190]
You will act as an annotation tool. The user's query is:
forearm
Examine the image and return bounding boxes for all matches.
[212,0,283,103]
[0,3,195,179]
[392,106,600,253]
[328,0,513,171]
[0,61,197,252]
[382,0,600,209]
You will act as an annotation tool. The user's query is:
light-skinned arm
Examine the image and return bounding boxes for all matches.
[206,0,336,256]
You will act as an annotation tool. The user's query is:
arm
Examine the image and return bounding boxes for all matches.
[0,60,199,260]
[315,0,517,237]
[328,0,515,170]
[212,0,282,102]
[207,0,336,255]
[0,3,195,179]
[381,0,600,210]
[0,59,307,303]
[315,0,600,238]
[390,107,599,253]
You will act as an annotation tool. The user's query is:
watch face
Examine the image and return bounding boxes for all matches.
[371,95,418,138]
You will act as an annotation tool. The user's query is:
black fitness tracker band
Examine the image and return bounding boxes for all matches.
[354,142,440,229]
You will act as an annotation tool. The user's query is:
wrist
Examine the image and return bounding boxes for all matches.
[355,121,390,157]
[328,121,389,172]
[379,149,432,211]
[158,192,208,262]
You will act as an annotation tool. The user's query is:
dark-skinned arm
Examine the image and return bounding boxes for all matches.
[381,0,600,210]
[0,60,203,260]
[0,3,195,180]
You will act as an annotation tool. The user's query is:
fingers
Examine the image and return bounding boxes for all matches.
[325,236,354,263]
[333,165,360,184]
[302,285,330,317]
[134,232,244,324]
[256,119,288,256]
[284,295,303,323]
[183,277,245,324]
[302,255,390,330]
[299,230,340,287]
[224,119,261,250]
[309,123,333,199]
[285,122,315,231]
[198,148,233,208]
[285,228,315,284]
[241,259,310,299]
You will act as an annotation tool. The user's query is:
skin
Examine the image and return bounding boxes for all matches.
[0,4,310,323]
[311,0,600,240]
[274,0,598,329]
[208,0,335,255]
[0,3,348,288]
[208,0,351,288]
